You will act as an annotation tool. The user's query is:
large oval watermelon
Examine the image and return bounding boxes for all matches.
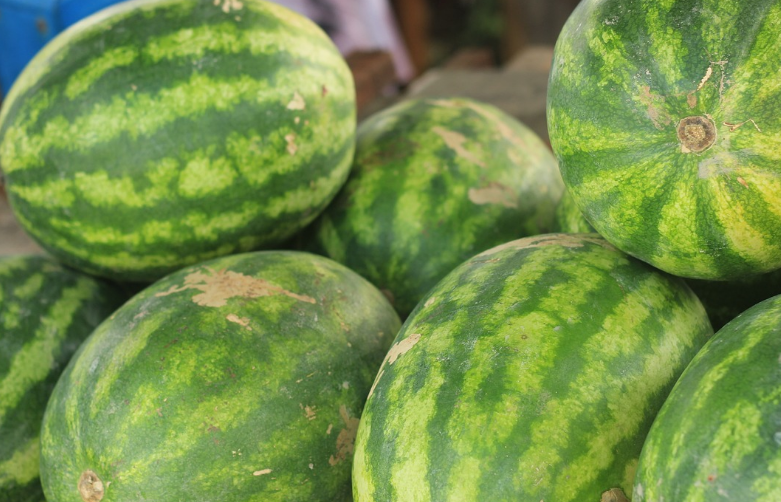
[0,0,356,283]
[0,255,125,501]
[634,294,781,501]
[547,0,781,280]
[310,97,563,317]
[353,233,713,501]
[40,251,400,502]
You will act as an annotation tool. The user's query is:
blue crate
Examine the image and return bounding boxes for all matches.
[0,0,125,96]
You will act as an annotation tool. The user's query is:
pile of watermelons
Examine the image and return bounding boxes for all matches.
[1,0,780,500]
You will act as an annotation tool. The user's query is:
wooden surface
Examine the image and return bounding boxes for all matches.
[0,187,41,256]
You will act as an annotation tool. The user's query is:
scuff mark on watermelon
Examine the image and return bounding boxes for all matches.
[226,313,251,329]
[155,268,316,307]
[424,297,436,308]
[253,468,272,476]
[301,403,317,420]
[326,423,334,435]
[433,126,486,167]
[215,0,243,13]
[468,182,518,208]
[285,133,298,155]
[600,487,629,502]
[328,405,359,466]
[367,333,423,398]
[287,92,306,111]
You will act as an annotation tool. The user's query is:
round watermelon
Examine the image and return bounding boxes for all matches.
[634,294,781,501]
[310,97,564,317]
[0,255,125,501]
[547,0,781,280]
[353,233,713,501]
[0,0,356,283]
[40,251,400,502]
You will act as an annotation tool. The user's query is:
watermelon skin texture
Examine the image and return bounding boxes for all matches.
[0,0,356,283]
[0,255,126,502]
[552,188,596,234]
[634,294,781,501]
[311,97,563,317]
[40,251,401,502]
[547,0,781,280]
[353,234,713,502]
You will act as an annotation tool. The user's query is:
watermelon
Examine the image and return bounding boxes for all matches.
[547,0,781,280]
[0,0,356,283]
[40,251,401,502]
[0,255,125,501]
[310,97,563,317]
[552,188,596,233]
[634,294,781,501]
[353,233,713,501]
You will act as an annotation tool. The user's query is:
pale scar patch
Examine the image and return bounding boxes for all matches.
[287,92,306,111]
[367,333,423,399]
[253,468,272,476]
[226,314,251,330]
[326,424,333,435]
[285,133,298,155]
[155,267,316,307]
[638,86,672,129]
[468,182,518,208]
[477,233,615,258]
[433,126,486,168]
[424,297,436,308]
[328,405,360,466]
[214,0,243,13]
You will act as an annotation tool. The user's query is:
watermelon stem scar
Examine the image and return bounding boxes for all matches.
[78,470,104,502]
[677,115,716,153]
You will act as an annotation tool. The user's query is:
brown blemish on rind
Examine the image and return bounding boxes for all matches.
[78,470,104,502]
[156,268,316,307]
[468,182,518,208]
[285,133,298,155]
[601,487,629,502]
[432,126,487,168]
[367,333,423,399]
[329,405,359,466]
[253,468,272,476]
[639,86,672,129]
[214,0,243,13]
[677,115,716,153]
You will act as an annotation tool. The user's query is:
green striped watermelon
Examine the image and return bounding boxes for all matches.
[353,233,713,501]
[0,0,356,283]
[310,97,563,317]
[552,188,595,234]
[547,0,781,280]
[0,255,125,501]
[634,294,781,501]
[40,251,400,502]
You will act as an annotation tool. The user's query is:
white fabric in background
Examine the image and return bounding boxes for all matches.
[270,0,414,81]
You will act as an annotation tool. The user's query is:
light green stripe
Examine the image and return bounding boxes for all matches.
[0,280,95,424]
[682,401,762,502]
[13,273,44,300]
[65,46,138,100]
[547,107,636,158]
[0,437,39,486]
[178,155,237,198]
[643,1,686,87]
[651,180,715,277]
